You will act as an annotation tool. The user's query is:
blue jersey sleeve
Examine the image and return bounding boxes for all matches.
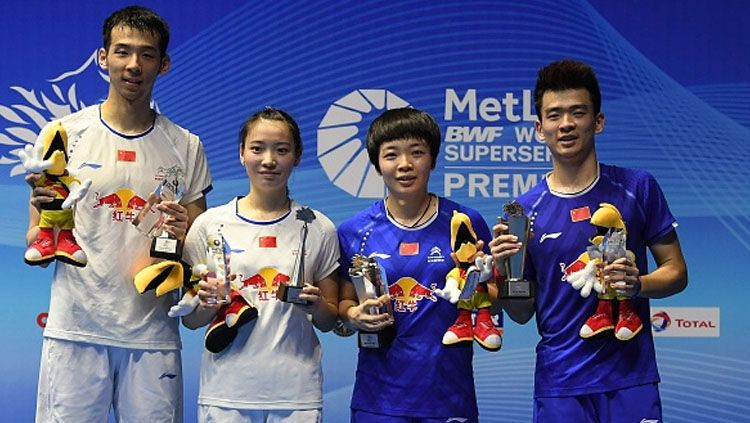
[639,172,677,246]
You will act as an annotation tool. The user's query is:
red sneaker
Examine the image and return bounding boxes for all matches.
[615,299,643,341]
[473,308,502,351]
[55,229,87,267]
[205,292,258,354]
[580,299,615,338]
[25,228,56,266]
[442,309,473,346]
[225,291,258,329]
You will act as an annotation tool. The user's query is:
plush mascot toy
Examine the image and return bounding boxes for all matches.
[564,203,643,341]
[134,259,194,297]
[19,122,91,267]
[435,210,501,351]
[143,233,258,353]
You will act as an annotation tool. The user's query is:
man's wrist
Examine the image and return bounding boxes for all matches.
[634,276,643,298]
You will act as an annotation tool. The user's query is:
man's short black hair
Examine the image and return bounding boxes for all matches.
[534,59,601,118]
[103,6,170,59]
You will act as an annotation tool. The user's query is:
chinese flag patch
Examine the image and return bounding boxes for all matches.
[399,242,419,256]
[259,236,277,248]
[117,149,136,162]
[570,206,591,222]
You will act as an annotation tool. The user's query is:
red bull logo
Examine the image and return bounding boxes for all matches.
[389,277,436,312]
[242,267,290,301]
[93,188,147,223]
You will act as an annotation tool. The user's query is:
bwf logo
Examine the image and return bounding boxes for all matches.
[317,89,409,198]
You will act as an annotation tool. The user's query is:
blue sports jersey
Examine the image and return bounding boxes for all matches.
[518,163,676,397]
[338,197,491,420]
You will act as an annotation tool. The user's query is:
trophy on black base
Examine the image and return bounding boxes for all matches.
[134,176,184,261]
[498,201,535,299]
[277,207,315,305]
[332,319,357,337]
[349,254,396,348]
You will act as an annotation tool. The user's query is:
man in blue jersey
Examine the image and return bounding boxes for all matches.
[338,108,497,422]
[489,59,687,423]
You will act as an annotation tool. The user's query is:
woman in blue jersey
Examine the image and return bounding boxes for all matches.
[338,107,500,423]
[182,107,340,422]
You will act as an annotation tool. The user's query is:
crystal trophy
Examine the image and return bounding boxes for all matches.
[349,254,396,348]
[601,229,627,296]
[204,232,230,305]
[133,177,184,261]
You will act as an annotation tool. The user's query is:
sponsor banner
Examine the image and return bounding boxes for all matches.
[651,307,720,337]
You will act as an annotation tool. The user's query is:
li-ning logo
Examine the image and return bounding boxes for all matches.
[317,89,410,198]
[539,232,562,243]
[650,311,671,332]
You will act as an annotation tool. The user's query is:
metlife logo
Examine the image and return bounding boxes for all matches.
[317,89,409,198]
[441,88,550,198]
[316,87,553,200]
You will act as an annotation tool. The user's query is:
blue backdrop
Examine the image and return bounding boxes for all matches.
[1,1,748,421]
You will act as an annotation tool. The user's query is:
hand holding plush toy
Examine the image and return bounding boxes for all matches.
[19,122,91,267]
[434,210,502,351]
[176,233,259,353]
[564,203,643,341]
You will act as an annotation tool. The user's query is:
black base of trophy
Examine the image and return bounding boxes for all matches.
[277,283,311,305]
[333,320,356,337]
[150,236,182,261]
[358,324,396,348]
[499,278,535,299]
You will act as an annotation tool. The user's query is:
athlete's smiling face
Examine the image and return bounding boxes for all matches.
[240,119,300,196]
[377,138,434,197]
[535,88,604,165]
[99,25,170,105]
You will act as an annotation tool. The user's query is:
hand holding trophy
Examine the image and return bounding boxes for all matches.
[204,232,231,306]
[134,176,185,261]
[132,175,193,298]
[348,254,396,348]
[277,207,316,305]
[497,201,535,299]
